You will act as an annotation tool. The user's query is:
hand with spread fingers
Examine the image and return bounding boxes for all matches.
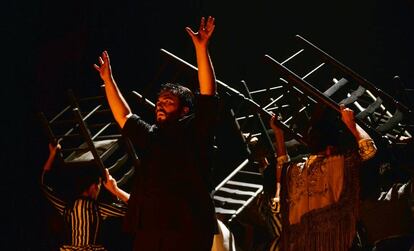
[93,50,113,84]
[186,16,215,48]
[92,49,132,128]
[185,16,217,96]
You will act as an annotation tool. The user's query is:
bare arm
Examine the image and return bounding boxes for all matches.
[186,16,216,95]
[340,104,370,141]
[41,143,61,185]
[103,168,130,204]
[340,105,377,160]
[270,115,288,199]
[94,51,132,128]
[270,115,287,158]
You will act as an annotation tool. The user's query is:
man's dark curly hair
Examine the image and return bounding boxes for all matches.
[158,83,195,112]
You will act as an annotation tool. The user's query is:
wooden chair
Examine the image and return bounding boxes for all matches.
[38,88,138,193]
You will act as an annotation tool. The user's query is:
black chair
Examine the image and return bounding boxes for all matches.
[38,88,138,193]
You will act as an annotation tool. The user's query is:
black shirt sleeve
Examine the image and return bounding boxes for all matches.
[193,94,219,191]
[194,94,219,138]
[122,114,153,151]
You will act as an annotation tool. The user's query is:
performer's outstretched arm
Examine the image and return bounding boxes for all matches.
[103,168,130,203]
[270,115,288,199]
[186,16,217,96]
[340,104,377,160]
[94,51,132,128]
[41,143,60,185]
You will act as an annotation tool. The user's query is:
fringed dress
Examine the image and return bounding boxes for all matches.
[280,138,376,251]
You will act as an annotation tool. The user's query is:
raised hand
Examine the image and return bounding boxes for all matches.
[185,16,215,48]
[185,16,217,95]
[41,143,61,181]
[93,51,113,83]
[340,104,357,131]
[48,142,61,157]
[270,114,284,135]
[270,114,287,161]
[103,168,118,194]
[103,168,130,203]
[339,104,368,142]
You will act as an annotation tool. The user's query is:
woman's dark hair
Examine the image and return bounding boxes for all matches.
[306,105,357,154]
[70,165,102,198]
[158,83,194,112]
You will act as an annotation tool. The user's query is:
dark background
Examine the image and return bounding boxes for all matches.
[3,0,414,249]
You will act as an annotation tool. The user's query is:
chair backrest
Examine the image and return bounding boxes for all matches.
[262,34,413,148]
[38,88,138,192]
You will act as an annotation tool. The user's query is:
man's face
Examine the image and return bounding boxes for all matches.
[155,92,183,123]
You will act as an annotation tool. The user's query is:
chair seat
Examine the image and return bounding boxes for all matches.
[65,139,118,162]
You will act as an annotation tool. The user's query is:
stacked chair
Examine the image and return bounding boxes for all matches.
[38,36,413,249]
[158,34,413,226]
[38,87,138,198]
[263,34,412,147]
